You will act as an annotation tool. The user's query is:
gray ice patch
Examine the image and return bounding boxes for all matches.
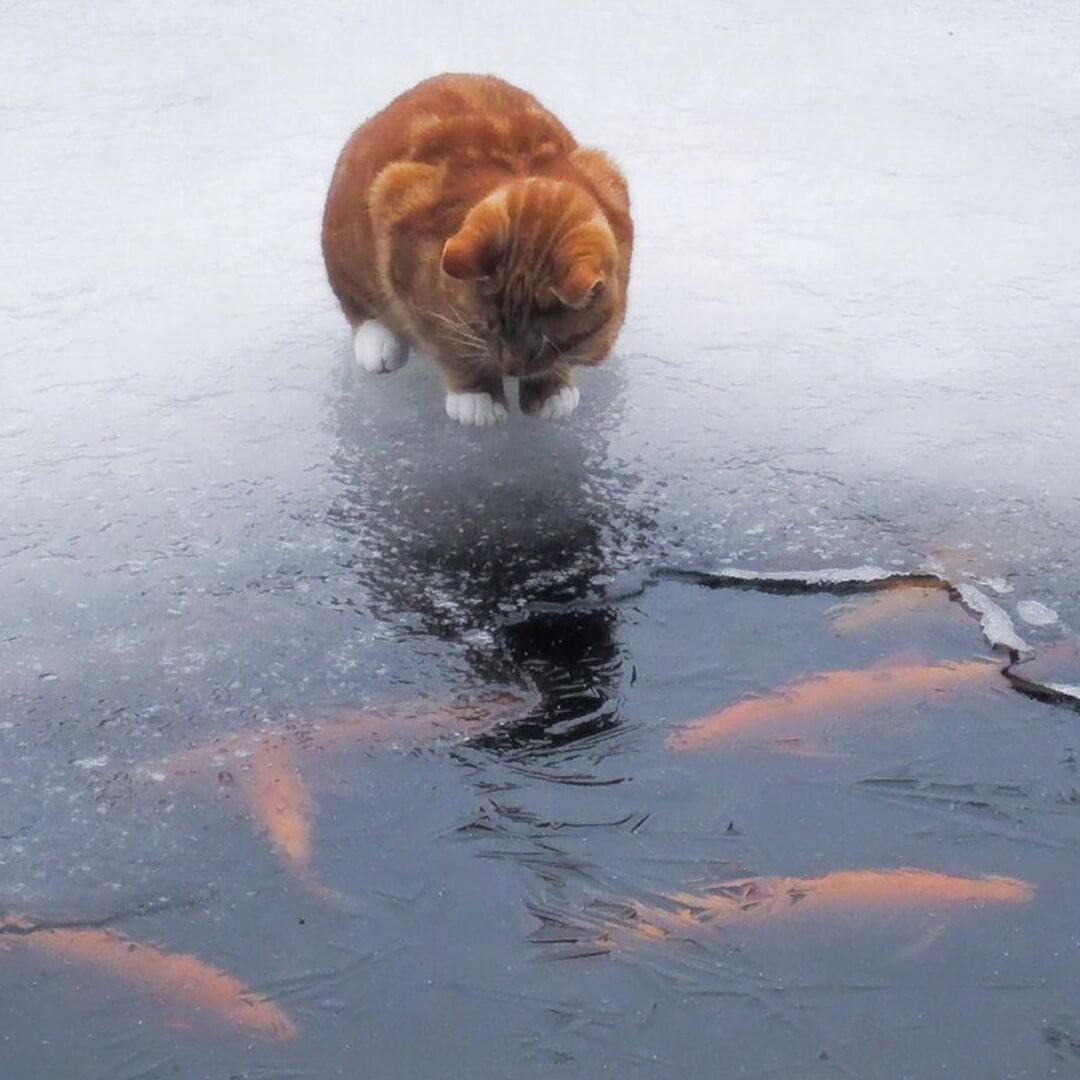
[1016,600,1059,627]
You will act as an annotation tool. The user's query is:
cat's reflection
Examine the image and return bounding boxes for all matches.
[326,356,652,747]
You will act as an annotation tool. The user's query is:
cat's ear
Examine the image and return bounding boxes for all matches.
[552,215,613,309]
[551,261,605,310]
[441,194,511,280]
[441,229,501,280]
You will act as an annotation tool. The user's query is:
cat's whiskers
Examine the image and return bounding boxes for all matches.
[539,332,561,361]
[445,301,483,333]
[419,306,487,353]
[445,327,485,351]
[444,336,494,370]
[420,305,482,338]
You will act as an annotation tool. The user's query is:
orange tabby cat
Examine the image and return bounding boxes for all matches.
[321,74,633,425]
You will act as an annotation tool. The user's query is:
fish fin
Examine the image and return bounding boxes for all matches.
[769,738,847,760]
[894,921,949,960]
[300,876,363,915]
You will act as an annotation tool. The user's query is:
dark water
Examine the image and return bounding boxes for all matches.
[3,469,1079,1080]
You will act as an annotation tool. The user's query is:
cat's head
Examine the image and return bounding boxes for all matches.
[440,178,626,378]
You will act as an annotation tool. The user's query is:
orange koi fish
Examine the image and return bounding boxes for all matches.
[238,742,353,907]
[141,691,538,903]
[661,868,1033,921]
[151,690,538,781]
[829,586,949,634]
[1,917,296,1040]
[602,868,1034,946]
[245,743,313,873]
[666,659,1001,752]
[297,689,542,760]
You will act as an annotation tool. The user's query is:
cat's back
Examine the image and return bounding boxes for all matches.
[322,75,580,314]
[330,74,575,186]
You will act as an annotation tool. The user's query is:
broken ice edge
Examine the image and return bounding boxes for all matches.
[652,564,1078,710]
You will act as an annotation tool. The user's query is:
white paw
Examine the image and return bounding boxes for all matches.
[445,392,508,427]
[353,322,408,373]
[537,385,580,420]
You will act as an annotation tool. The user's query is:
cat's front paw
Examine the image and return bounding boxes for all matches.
[536,385,580,421]
[353,322,409,373]
[445,392,508,427]
[519,376,581,420]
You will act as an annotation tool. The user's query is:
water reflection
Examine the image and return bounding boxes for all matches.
[326,356,652,750]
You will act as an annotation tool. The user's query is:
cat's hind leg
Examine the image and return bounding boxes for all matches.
[352,320,409,374]
[519,369,580,421]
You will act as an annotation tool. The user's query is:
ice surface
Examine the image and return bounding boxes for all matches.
[676,564,905,587]
[668,564,1080,701]
[1046,682,1080,702]
[4,1,1080,618]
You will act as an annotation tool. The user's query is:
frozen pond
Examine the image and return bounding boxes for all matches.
[3,2,1080,1077]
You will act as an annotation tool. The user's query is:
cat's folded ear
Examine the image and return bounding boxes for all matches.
[551,261,605,310]
[441,229,500,280]
[551,213,616,309]
[441,193,511,280]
